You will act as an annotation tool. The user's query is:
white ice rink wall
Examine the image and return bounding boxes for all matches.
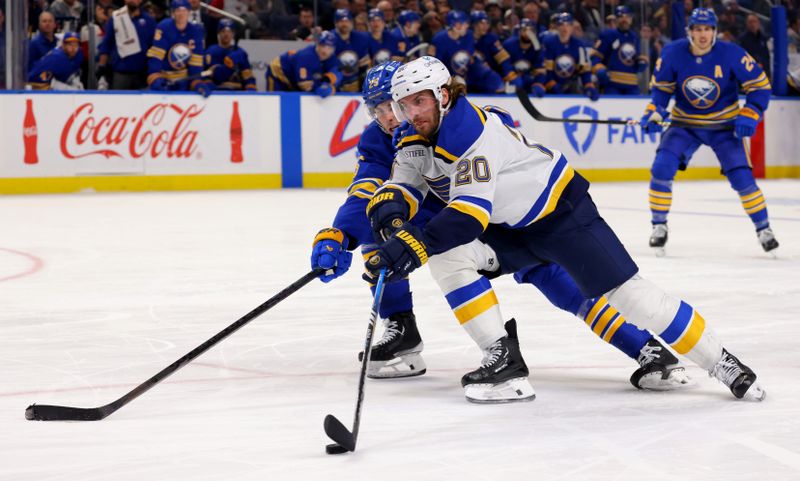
[1,91,798,194]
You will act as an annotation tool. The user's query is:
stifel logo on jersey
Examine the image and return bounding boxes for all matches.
[60,102,204,160]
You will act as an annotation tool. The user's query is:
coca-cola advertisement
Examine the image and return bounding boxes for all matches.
[1,93,281,179]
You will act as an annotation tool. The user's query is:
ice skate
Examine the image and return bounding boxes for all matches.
[757,227,779,254]
[649,223,668,257]
[461,319,535,404]
[359,311,426,379]
[630,339,692,390]
[709,349,766,401]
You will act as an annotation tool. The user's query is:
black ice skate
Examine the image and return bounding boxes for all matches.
[649,223,668,257]
[461,319,535,403]
[630,339,692,390]
[757,227,779,253]
[358,310,426,379]
[709,349,766,401]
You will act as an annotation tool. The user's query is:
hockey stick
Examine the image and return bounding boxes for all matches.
[515,87,733,130]
[324,267,388,454]
[404,42,430,60]
[199,3,247,26]
[25,269,324,421]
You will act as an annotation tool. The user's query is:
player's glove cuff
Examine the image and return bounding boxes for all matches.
[363,224,428,283]
[739,104,762,122]
[366,187,410,242]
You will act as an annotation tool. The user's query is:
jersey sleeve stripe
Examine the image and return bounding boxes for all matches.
[447,201,491,230]
[468,102,488,124]
[347,178,383,195]
[392,183,424,218]
[433,145,459,163]
[397,134,430,148]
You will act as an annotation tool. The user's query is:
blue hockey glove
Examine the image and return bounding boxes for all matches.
[366,187,410,242]
[531,83,546,98]
[150,77,168,91]
[315,82,333,98]
[225,49,247,68]
[734,105,761,138]
[392,121,411,149]
[363,224,428,283]
[584,83,599,102]
[311,227,353,283]
[640,103,670,134]
[595,68,609,86]
[511,75,525,90]
[195,81,214,97]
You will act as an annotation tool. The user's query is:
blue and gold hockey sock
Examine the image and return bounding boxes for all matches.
[738,186,770,231]
[649,178,673,224]
[579,297,651,360]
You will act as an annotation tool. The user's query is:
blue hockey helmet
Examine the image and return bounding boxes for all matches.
[334,8,353,23]
[446,10,469,28]
[62,31,80,44]
[554,12,573,25]
[317,30,337,47]
[368,8,385,22]
[519,18,536,30]
[218,19,236,33]
[470,10,489,25]
[688,8,718,29]
[171,0,190,11]
[398,10,421,26]
[615,5,632,17]
[362,61,402,126]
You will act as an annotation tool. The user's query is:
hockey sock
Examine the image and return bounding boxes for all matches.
[373,278,413,319]
[444,276,506,349]
[727,168,770,231]
[649,178,673,224]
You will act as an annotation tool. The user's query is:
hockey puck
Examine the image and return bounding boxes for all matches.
[325,443,349,455]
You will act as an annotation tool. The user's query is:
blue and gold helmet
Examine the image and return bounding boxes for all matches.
[554,12,573,25]
[362,61,402,111]
[218,19,236,33]
[334,8,353,23]
[171,0,190,11]
[368,8,384,21]
[317,30,337,47]
[470,10,489,25]
[688,8,718,29]
[398,10,421,26]
[615,5,632,17]
[446,10,469,28]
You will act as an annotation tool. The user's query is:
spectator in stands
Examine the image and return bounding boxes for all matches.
[29,12,58,73]
[355,11,369,31]
[485,0,503,24]
[739,13,770,78]
[290,6,316,41]
[574,0,602,42]
[377,0,398,29]
[522,1,546,35]
[48,0,85,33]
[97,0,157,90]
[368,8,404,63]
[352,0,368,17]
[543,12,597,100]
[28,31,84,90]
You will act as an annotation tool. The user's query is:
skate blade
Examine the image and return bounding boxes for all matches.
[367,353,427,379]
[652,246,666,257]
[464,377,536,404]
[741,382,766,402]
[636,368,694,391]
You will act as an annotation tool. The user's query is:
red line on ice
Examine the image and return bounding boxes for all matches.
[0,247,44,282]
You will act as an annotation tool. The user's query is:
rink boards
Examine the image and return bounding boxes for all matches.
[0,91,798,194]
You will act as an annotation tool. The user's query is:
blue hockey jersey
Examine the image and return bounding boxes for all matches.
[28,33,58,72]
[542,34,591,91]
[503,34,545,88]
[98,9,157,74]
[27,47,84,90]
[267,44,341,92]
[430,29,475,78]
[146,18,205,87]
[206,44,256,90]
[333,29,372,92]
[474,31,516,81]
[650,39,771,126]
[591,28,646,86]
[369,30,404,65]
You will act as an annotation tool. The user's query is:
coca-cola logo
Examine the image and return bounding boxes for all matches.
[60,102,204,160]
[23,127,37,137]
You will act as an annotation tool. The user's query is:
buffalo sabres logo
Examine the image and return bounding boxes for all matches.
[554,54,576,78]
[168,43,192,70]
[514,59,532,74]
[373,49,391,65]
[682,75,720,109]
[338,50,359,75]
[451,50,471,76]
[617,42,637,66]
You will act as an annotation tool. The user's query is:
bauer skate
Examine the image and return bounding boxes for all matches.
[359,311,426,379]
[649,223,668,257]
[461,319,535,404]
[757,227,779,254]
[630,339,692,390]
[709,349,766,401]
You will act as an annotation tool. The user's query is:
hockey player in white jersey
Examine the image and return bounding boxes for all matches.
[363,56,765,403]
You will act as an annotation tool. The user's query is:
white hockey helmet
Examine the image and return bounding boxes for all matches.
[390,56,452,122]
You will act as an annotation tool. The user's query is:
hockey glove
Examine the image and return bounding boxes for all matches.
[734,105,761,138]
[363,224,428,283]
[311,227,353,283]
[584,83,599,102]
[366,187,410,242]
[315,82,333,98]
[531,83,546,98]
[392,121,412,149]
[511,75,525,91]
[150,77,168,91]
[641,103,670,134]
[595,68,609,86]
[195,81,214,97]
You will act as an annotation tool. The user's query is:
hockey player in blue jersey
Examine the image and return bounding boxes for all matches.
[362,56,765,402]
[367,8,403,65]
[543,13,598,100]
[393,10,423,59]
[430,10,504,94]
[205,19,256,91]
[27,32,84,90]
[503,18,546,96]
[641,8,777,254]
[590,5,647,95]
[332,8,372,92]
[97,0,157,90]
[266,31,342,98]
[311,61,691,395]
[146,0,211,96]
[470,10,522,90]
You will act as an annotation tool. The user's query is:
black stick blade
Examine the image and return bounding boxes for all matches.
[25,404,108,421]
[325,443,349,455]
[323,414,355,452]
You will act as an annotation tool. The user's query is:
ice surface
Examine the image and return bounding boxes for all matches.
[1,180,799,481]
